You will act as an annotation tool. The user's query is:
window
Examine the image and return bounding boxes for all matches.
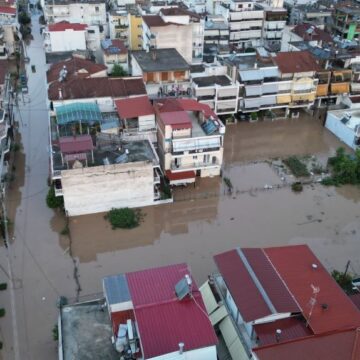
[193,155,198,160]
[95,6,99,12]
[248,4,251,7]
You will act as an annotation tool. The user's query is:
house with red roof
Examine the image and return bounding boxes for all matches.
[43,21,88,53]
[200,244,360,360]
[154,98,225,185]
[58,264,218,359]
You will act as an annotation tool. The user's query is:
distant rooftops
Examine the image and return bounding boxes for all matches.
[45,0,105,4]
[142,15,169,27]
[101,39,127,56]
[131,48,189,73]
[160,6,201,19]
[292,23,333,43]
[103,264,217,359]
[115,95,154,119]
[48,21,87,32]
[274,51,322,74]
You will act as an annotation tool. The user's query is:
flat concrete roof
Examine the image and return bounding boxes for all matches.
[60,300,119,360]
[192,75,232,87]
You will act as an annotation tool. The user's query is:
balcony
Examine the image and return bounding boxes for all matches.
[351,82,360,93]
[171,159,220,171]
[330,82,350,95]
[316,84,329,97]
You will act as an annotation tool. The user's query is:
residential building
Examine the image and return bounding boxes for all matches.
[203,16,230,58]
[108,9,129,45]
[128,11,143,50]
[200,244,360,360]
[154,98,225,185]
[332,5,360,41]
[183,0,207,14]
[131,48,191,98]
[44,0,108,38]
[43,21,87,53]
[115,95,157,142]
[142,8,204,64]
[216,0,264,49]
[0,5,15,25]
[58,263,218,359]
[101,39,128,73]
[191,64,240,116]
[325,108,360,151]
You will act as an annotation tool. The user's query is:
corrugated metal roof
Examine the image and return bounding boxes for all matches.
[134,297,218,359]
[265,245,360,334]
[59,135,94,154]
[115,96,154,119]
[103,274,131,305]
[242,248,300,314]
[214,249,272,322]
[254,317,312,347]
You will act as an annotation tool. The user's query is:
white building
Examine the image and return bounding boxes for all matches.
[0,5,16,25]
[43,21,87,53]
[216,0,264,49]
[325,109,360,151]
[155,98,225,185]
[183,0,207,14]
[142,8,204,64]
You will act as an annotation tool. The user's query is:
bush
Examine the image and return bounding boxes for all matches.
[105,208,140,229]
[18,12,31,25]
[60,225,69,236]
[250,112,258,121]
[332,270,356,295]
[46,187,64,209]
[0,309,5,317]
[223,177,233,192]
[0,283,7,291]
[283,156,310,177]
[110,64,127,77]
[52,324,58,341]
[291,182,303,193]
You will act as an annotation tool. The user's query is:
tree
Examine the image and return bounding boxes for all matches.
[110,64,127,77]
[105,208,140,229]
[18,12,31,25]
[46,187,64,209]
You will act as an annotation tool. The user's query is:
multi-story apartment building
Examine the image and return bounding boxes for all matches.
[216,0,264,49]
[191,64,240,116]
[131,48,191,98]
[142,7,204,64]
[101,39,128,73]
[154,98,225,185]
[108,9,129,44]
[332,5,360,41]
[204,15,230,57]
[128,11,143,50]
[183,0,207,14]
[44,0,108,36]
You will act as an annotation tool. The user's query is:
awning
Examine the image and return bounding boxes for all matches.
[165,170,196,185]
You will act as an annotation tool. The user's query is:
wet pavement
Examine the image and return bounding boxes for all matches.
[1,13,360,360]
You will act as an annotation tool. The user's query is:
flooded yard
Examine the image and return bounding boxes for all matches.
[1,13,360,360]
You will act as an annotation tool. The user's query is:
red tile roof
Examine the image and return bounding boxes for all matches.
[274,51,322,74]
[350,294,360,310]
[165,170,196,181]
[142,15,177,27]
[103,39,128,56]
[160,7,201,19]
[48,77,146,101]
[254,317,312,347]
[265,245,360,334]
[0,6,15,14]
[47,57,106,84]
[59,135,94,154]
[48,21,87,32]
[115,95,154,119]
[214,249,272,322]
[254,329,360,360]
[242,248,300,314]
[292,24,333,43]
[126,264,217,358]
[158,111,192,130]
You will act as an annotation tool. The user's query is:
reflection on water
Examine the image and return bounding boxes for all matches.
[335,184,360,203]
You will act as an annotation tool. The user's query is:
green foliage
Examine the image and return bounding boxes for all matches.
[0,283,7,291]
[331,269,356,295]
[250,112,258,121]
[52,324,59,341]
[162,184,171,199]
[105,208,140,229]
[46,187,64,209]
[18,12,31,25]
[0,309,5,317]
[223,177,233,192]
[283,156,310,177]
[11,143,21,152]
[324,147,360,186]
[291,182,303,193]
[60,225,69,236]
[110,64,127,77]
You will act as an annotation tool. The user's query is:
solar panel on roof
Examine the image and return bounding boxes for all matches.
[175,275,191,300]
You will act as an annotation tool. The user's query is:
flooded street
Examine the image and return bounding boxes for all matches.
[1,13,360,360]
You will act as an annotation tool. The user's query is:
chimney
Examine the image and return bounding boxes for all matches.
[275,329,282,343]
[178,342,185,354]
[58,88,63,100]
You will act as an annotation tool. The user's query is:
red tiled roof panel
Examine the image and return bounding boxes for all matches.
[214,249,272,322]
[254,329,360,360]
[127,263,197,307]
[292,23,332,43]
[177,98,218,119]
[0,6,15,14]
[254,317,312,347]
[349,293,360,310]
[134,297,217,358]
[159,111,192,129]
[115,96,154,119]
[165,170,195,181]
[48,21,87,32]
[142,15,167,27]
[59,135,93,154]
[265,245,360,334]
[242,248,301,314]
[274,51,322,74]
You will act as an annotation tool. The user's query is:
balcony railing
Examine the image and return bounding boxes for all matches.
[171,160,219,171]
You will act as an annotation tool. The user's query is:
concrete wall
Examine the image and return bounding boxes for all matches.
[149,345,217,360]
[325,113,356,150]
[48,30,87,52]
[61,161,155,216]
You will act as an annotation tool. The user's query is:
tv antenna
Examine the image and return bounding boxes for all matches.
[306,284,320,327]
